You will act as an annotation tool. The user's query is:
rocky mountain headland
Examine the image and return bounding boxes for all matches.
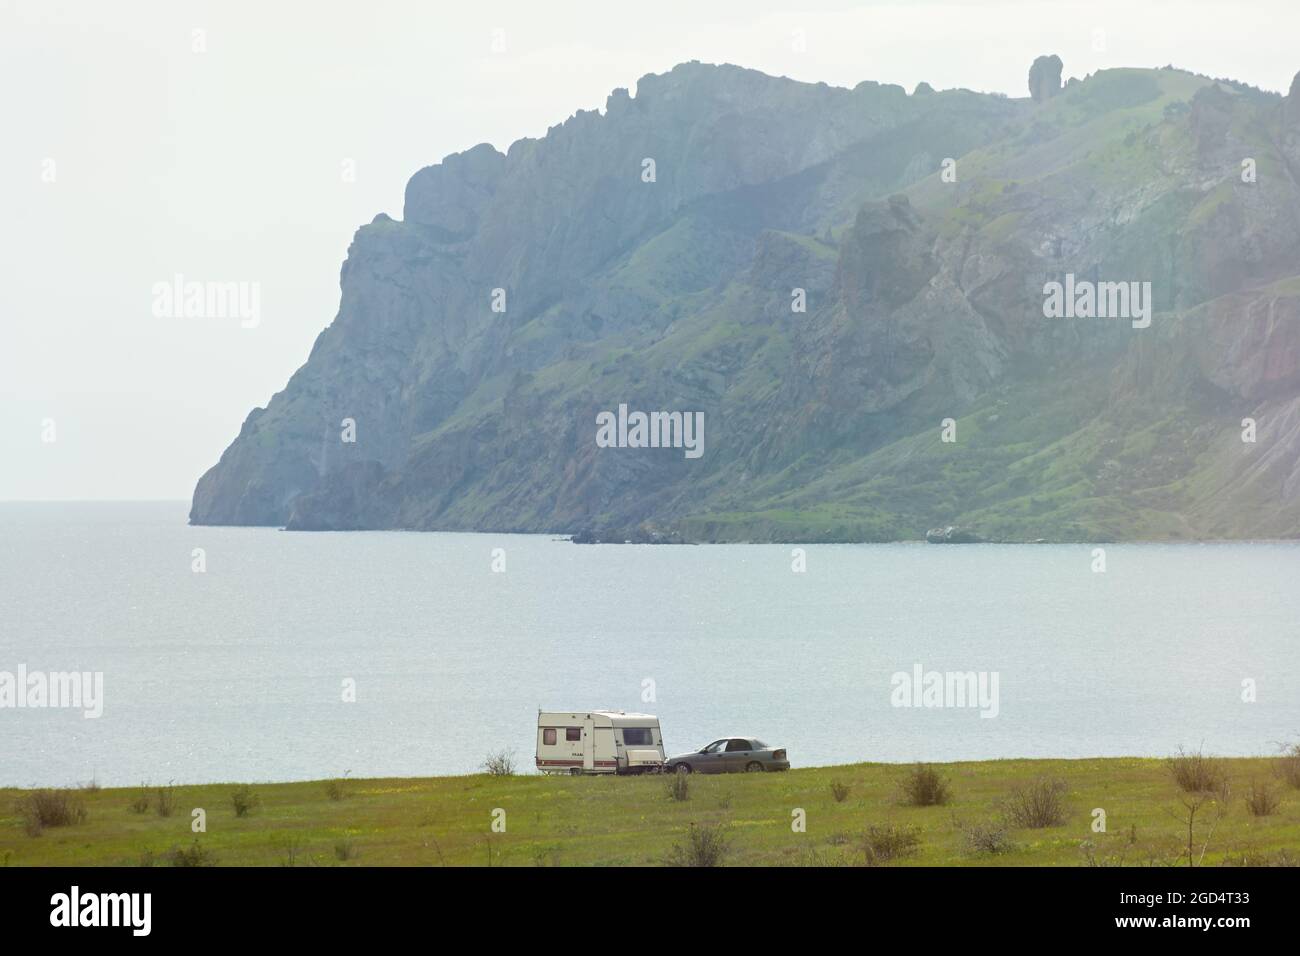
[192,58,1300,543]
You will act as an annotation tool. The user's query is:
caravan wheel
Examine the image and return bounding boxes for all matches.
[569,767,582,776]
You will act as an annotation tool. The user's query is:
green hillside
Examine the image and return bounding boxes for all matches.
[5,756,1298,867]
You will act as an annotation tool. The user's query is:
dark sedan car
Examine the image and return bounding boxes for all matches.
[665,737,789,774]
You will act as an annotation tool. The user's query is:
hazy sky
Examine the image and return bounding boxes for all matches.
[3,0,1296,501]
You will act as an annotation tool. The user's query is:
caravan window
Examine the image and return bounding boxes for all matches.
[622,728,653,746]
[566,727,582,742]
[542,728,557,745]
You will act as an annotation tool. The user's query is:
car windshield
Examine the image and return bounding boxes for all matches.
[752,740,768,749]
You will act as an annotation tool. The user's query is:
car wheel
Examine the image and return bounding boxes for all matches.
[745,761,764,773]
[676,763,692,774]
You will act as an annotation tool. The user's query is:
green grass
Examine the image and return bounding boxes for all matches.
[3,757,1296,867]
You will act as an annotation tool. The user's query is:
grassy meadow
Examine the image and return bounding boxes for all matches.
[3,752,1299,867]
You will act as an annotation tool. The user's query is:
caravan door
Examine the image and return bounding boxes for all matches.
[582,716,596,771]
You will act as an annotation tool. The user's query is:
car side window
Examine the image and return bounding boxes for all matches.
[726,739,749,752]
[703,740,727,753]
[543,728,556,745]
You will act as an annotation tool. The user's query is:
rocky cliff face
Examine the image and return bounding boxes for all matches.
[192,60,1300,542]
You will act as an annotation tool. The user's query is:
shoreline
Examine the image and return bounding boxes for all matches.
[6,503,1300,546]
[0,752,1287,793]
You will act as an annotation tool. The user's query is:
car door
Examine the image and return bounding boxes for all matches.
[723,738,753,772]
[698,739,729,772]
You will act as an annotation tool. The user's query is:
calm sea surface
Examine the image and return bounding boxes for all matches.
[1,502,1297,787]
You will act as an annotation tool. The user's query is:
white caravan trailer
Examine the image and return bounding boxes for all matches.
[536,710,666,775]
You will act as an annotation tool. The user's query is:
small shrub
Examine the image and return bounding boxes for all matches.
[666,772,690,802]
[20,789,87,834]
[231,785,260,818]
[333,839,357,862]
[1169,780,1233,867]
[481,750,516,776]
[276,836,304,867]
[830,781,851,803]
[170,840,216,867]
[666,822,729,867]
[128,785,150,815]
[531,844,562,867]
[797,846,845,866]
[899,764,951,807]
[1276,744,1300,789]
[324,779,346,801]
[959,817,1016,855]
[1003,777,1068,828]
[1079,839,1127,867]
[1244,780,1281,817]
[155,784,175,818]
[861,824,921,865]
[1168,746,1227,793]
